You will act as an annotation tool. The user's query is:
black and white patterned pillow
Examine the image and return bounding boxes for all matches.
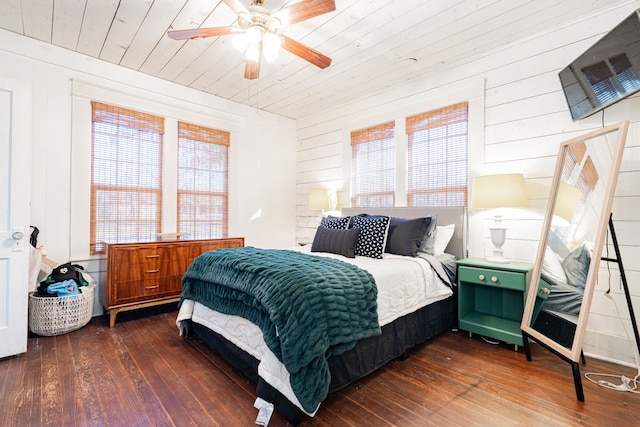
[320,216,350,230]
[350,215,391,259]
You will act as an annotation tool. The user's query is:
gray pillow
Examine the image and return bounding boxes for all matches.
[385,216,433,257]
[311,226,360,258]
[561,245,591,289]
[418,215,438,255]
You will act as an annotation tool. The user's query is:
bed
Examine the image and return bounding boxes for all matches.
[176,206,467,424]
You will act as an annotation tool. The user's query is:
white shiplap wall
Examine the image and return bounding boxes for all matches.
[0,30,298,316]
[296,3,640,366]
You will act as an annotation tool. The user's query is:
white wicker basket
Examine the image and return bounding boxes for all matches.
[29,284,95,336]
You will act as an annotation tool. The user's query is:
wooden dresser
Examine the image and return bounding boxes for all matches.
[101,237,244,327]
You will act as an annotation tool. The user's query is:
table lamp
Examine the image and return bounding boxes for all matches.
[308,189,337,215]
[553,182,581,225]
[471,173,527,263]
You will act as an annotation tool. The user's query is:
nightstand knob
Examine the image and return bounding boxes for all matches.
[478,274,485,280]
[491,276,498,283]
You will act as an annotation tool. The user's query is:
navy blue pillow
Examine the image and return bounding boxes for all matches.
[385,216,433,257]
[320,216,350,230]
[311,226,360,258]
[350,215,390,259]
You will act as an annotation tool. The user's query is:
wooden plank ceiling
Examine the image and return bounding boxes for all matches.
[0,0,628,119]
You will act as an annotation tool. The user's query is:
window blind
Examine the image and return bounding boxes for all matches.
[610,53,640,93]
[90,102,164,253]
[582,61,619,105]
[555,143,599,241]
[406,102,468,207]
[350,121,395,207]
[177,122,229,238]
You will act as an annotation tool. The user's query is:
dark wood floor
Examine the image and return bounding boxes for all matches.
[1,307,638,426]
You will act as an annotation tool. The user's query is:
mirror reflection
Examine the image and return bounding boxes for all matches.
[527,125,623,351]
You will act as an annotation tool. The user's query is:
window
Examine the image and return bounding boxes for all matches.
[407,102,468,207]
[581,53,640,106]
[554,142,600,242]
[90,102,164,253]
[350,121,395,207]
[177,122,229,238]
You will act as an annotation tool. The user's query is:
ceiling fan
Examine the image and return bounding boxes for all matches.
[168,0,335,79]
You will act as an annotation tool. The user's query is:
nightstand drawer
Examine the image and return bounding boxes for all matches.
[458,266,525,291]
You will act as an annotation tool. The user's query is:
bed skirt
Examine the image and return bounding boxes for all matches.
[186,294,457,424]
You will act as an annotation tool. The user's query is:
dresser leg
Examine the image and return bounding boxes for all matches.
[109,310,118,328]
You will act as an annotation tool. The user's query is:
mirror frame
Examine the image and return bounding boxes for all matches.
[521,121,629,362]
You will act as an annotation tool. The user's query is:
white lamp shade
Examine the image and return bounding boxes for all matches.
[308,189,336,210]
[471,173,527,209]
[554,182,581,223]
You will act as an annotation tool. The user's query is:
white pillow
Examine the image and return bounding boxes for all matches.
[434,224,455,256]
[542,247,567,284]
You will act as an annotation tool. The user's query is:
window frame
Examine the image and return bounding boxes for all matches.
[406,102,469,208]
[349,121,396,207]
[177,121,230,239]
[90,101,164,254]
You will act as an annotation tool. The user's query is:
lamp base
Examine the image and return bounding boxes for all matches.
[486,254,510,264]
[487,221,510,263]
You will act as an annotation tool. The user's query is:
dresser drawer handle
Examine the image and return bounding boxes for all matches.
[478,274,485,280]
[144,285,160,290]
[491,276,498,283]
[146,269,159,273]
[145,254,160,258]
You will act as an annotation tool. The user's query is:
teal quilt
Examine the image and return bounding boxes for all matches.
[180,246,380,413]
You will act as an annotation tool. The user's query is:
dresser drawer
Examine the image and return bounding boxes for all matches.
[458,266,525,291]
[110,246,164,266]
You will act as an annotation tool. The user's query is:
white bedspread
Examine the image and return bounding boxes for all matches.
[176,247,453,415]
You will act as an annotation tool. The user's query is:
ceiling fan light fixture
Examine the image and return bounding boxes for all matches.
[268,16,282,33]
[246,26,262,45]
[262,32,281,61]
[233,34,249,52]
[246,43,261,62]
[263,46,279,62]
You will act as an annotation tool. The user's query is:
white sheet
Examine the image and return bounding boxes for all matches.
[176,248,453,415]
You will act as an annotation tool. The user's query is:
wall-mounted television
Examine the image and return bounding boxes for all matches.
[559,9,640,121]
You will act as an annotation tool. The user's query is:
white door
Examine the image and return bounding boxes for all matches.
[0,77,32,359]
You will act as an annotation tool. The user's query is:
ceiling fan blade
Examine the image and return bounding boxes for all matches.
[281,35,332,69]
[244,57,261,80]
[222,0,248,15]
[275,0,336,25]
[168,26,236,40]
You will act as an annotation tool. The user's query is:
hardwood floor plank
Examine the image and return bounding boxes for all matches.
[44,334,77,426]
[127,313,253,426]
[3,344,38,424]
[119,315,197,425]
[1,308,639,427]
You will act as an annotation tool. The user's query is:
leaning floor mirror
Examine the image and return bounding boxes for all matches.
[521,120,629,401]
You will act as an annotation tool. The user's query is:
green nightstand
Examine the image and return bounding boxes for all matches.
[457,258,533,350]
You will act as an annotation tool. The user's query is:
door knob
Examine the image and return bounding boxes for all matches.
[12,231,24,240]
